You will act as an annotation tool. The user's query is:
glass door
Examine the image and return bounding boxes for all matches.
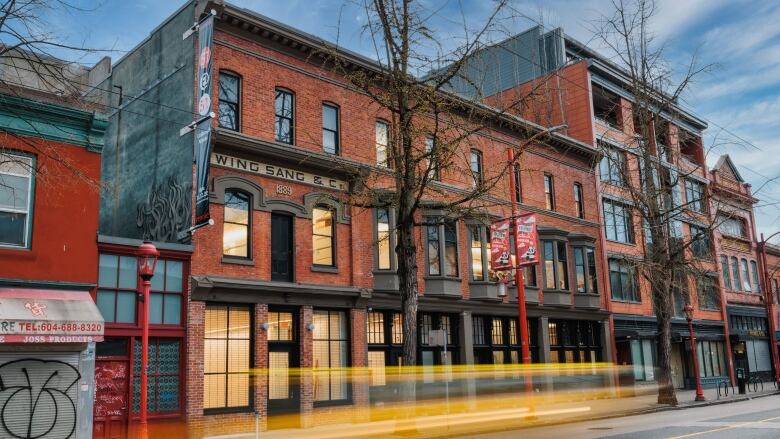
[267,309,300,428]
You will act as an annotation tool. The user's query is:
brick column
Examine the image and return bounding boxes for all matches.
[186,300,205,436]
[254,304,269,431]
[350,308,369,423]
[459,311,475,365]
[300,306,314,428]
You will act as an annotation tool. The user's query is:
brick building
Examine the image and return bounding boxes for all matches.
[184,3,611,437]
[448,25,733,390]
[709,155,775,382]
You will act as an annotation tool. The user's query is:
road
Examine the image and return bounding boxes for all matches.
[461,394,780,439]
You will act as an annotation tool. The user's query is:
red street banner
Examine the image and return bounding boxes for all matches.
[515,213,539,266]
[490,219,512,271]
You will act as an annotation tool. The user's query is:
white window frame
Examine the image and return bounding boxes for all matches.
[0,152,34,248]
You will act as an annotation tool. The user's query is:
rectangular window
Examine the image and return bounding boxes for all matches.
[599,146,626,186]
[523,265,537,287]
[544,174,555,210]
[132,338,181,414]
[322,104,339,154]
[603,198,634,244]
[470,225,484,281]
[717,214,745,238]
[573,246,597,294]
[223,190,250,258]
[392,313,403,344]
[275,89,294,144]
[721,255,732,290]
[685,179,706,213]
[689,224,711,259]
[425,137,438,181]
[312,207,335,266]
[574,183,584,219]
[376,121,389,167]
[268,311,294,341]
[696,341,726,378]
[97,254,138,324]
[472,316,486,345]
[741,258,752,292]
[732,256,742,292]
[751,260,761,293]
[548,322,558,346]
[367,312,385,344]
[204,305,251,410]
[0,152,33,247]
[470,150,483,187]
[543,240,568,290]
[514,166,522,203]
[313,310,349,402]
[609,258,639,302]
[427,223,441,276]
[218,72,239,130]
[149,259,184,325]
[491,318,504,345]
[444,220,459,277]
[376,208,392,270]
[698,276,720,310]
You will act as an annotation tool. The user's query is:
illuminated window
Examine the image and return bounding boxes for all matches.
[543,240,568,290]
[470,225,489,281]
[573,246,598,294]
[313,310,349,403]
[223,190,250,258]
[491,318,504,345]
[574,183,584,219]
[204,305,251,410]
[367,312,385,344]
[312,207,334,266]
[268,311,293,341]
[376,208,394,270]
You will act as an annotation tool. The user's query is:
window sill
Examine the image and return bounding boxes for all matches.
[611,299,642,304]
[221,256,255,266]
[0,244,30,251]
[605,239,636,246]
[424,276,461,281]
[311,265,338,273]
[204,406,253,416]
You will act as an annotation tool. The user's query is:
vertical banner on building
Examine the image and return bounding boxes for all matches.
[194,14,215,228]
[490,219,512,271]
[515,213,539,266]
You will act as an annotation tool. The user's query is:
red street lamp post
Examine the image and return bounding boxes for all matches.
[137,241,159,439]
[683,304,706,401]
[507,148,531,365]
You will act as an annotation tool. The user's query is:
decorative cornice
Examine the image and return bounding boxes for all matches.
[0,93,108,152]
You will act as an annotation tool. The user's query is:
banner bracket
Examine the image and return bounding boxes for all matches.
[177,219,214,242]
[183,9,218,40]
[180,113,214,137]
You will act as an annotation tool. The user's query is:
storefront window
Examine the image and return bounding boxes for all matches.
[132,338,181,413]
[204,305,251,411]
[313,310,349,403]
[630,339,655,381]
[696,341,726,378]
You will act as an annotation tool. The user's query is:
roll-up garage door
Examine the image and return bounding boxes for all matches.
[0,352,81,439]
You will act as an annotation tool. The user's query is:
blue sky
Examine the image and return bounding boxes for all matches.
[54,0,780,240]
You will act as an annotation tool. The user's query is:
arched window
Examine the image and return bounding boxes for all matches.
[312,206,335,267]
[223,190,250,258]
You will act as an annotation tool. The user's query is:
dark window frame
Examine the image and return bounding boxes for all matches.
[573,246,598,294]
[425,217,459,278]
[312,308,352,406]
[275,88,295,144]
[322,102,340,155]
[218,71,240,131]
[684,179,706,213]
[544,173,555,211]
[609,258,639,302]
[603,198,635,244]
[470,149,483,188]
[375,207,396,271]
[574,183,584,219]
[203,304,253,414]
[542,240,569,291]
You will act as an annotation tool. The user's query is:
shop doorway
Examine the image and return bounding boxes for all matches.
[93,338,130,439]
[670,344,684,389]
[267,308,300,429]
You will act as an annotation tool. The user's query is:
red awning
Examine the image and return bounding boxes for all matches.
[0,288,104,343]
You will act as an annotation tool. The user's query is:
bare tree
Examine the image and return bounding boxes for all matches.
[589,0,719,405]
[318,0,563,368]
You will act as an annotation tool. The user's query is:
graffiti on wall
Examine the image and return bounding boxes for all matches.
[136,176,191,243]
[0,359,80,439]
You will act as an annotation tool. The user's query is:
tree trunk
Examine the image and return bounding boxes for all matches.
[397,211,418,367]
[655,297,678,405]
